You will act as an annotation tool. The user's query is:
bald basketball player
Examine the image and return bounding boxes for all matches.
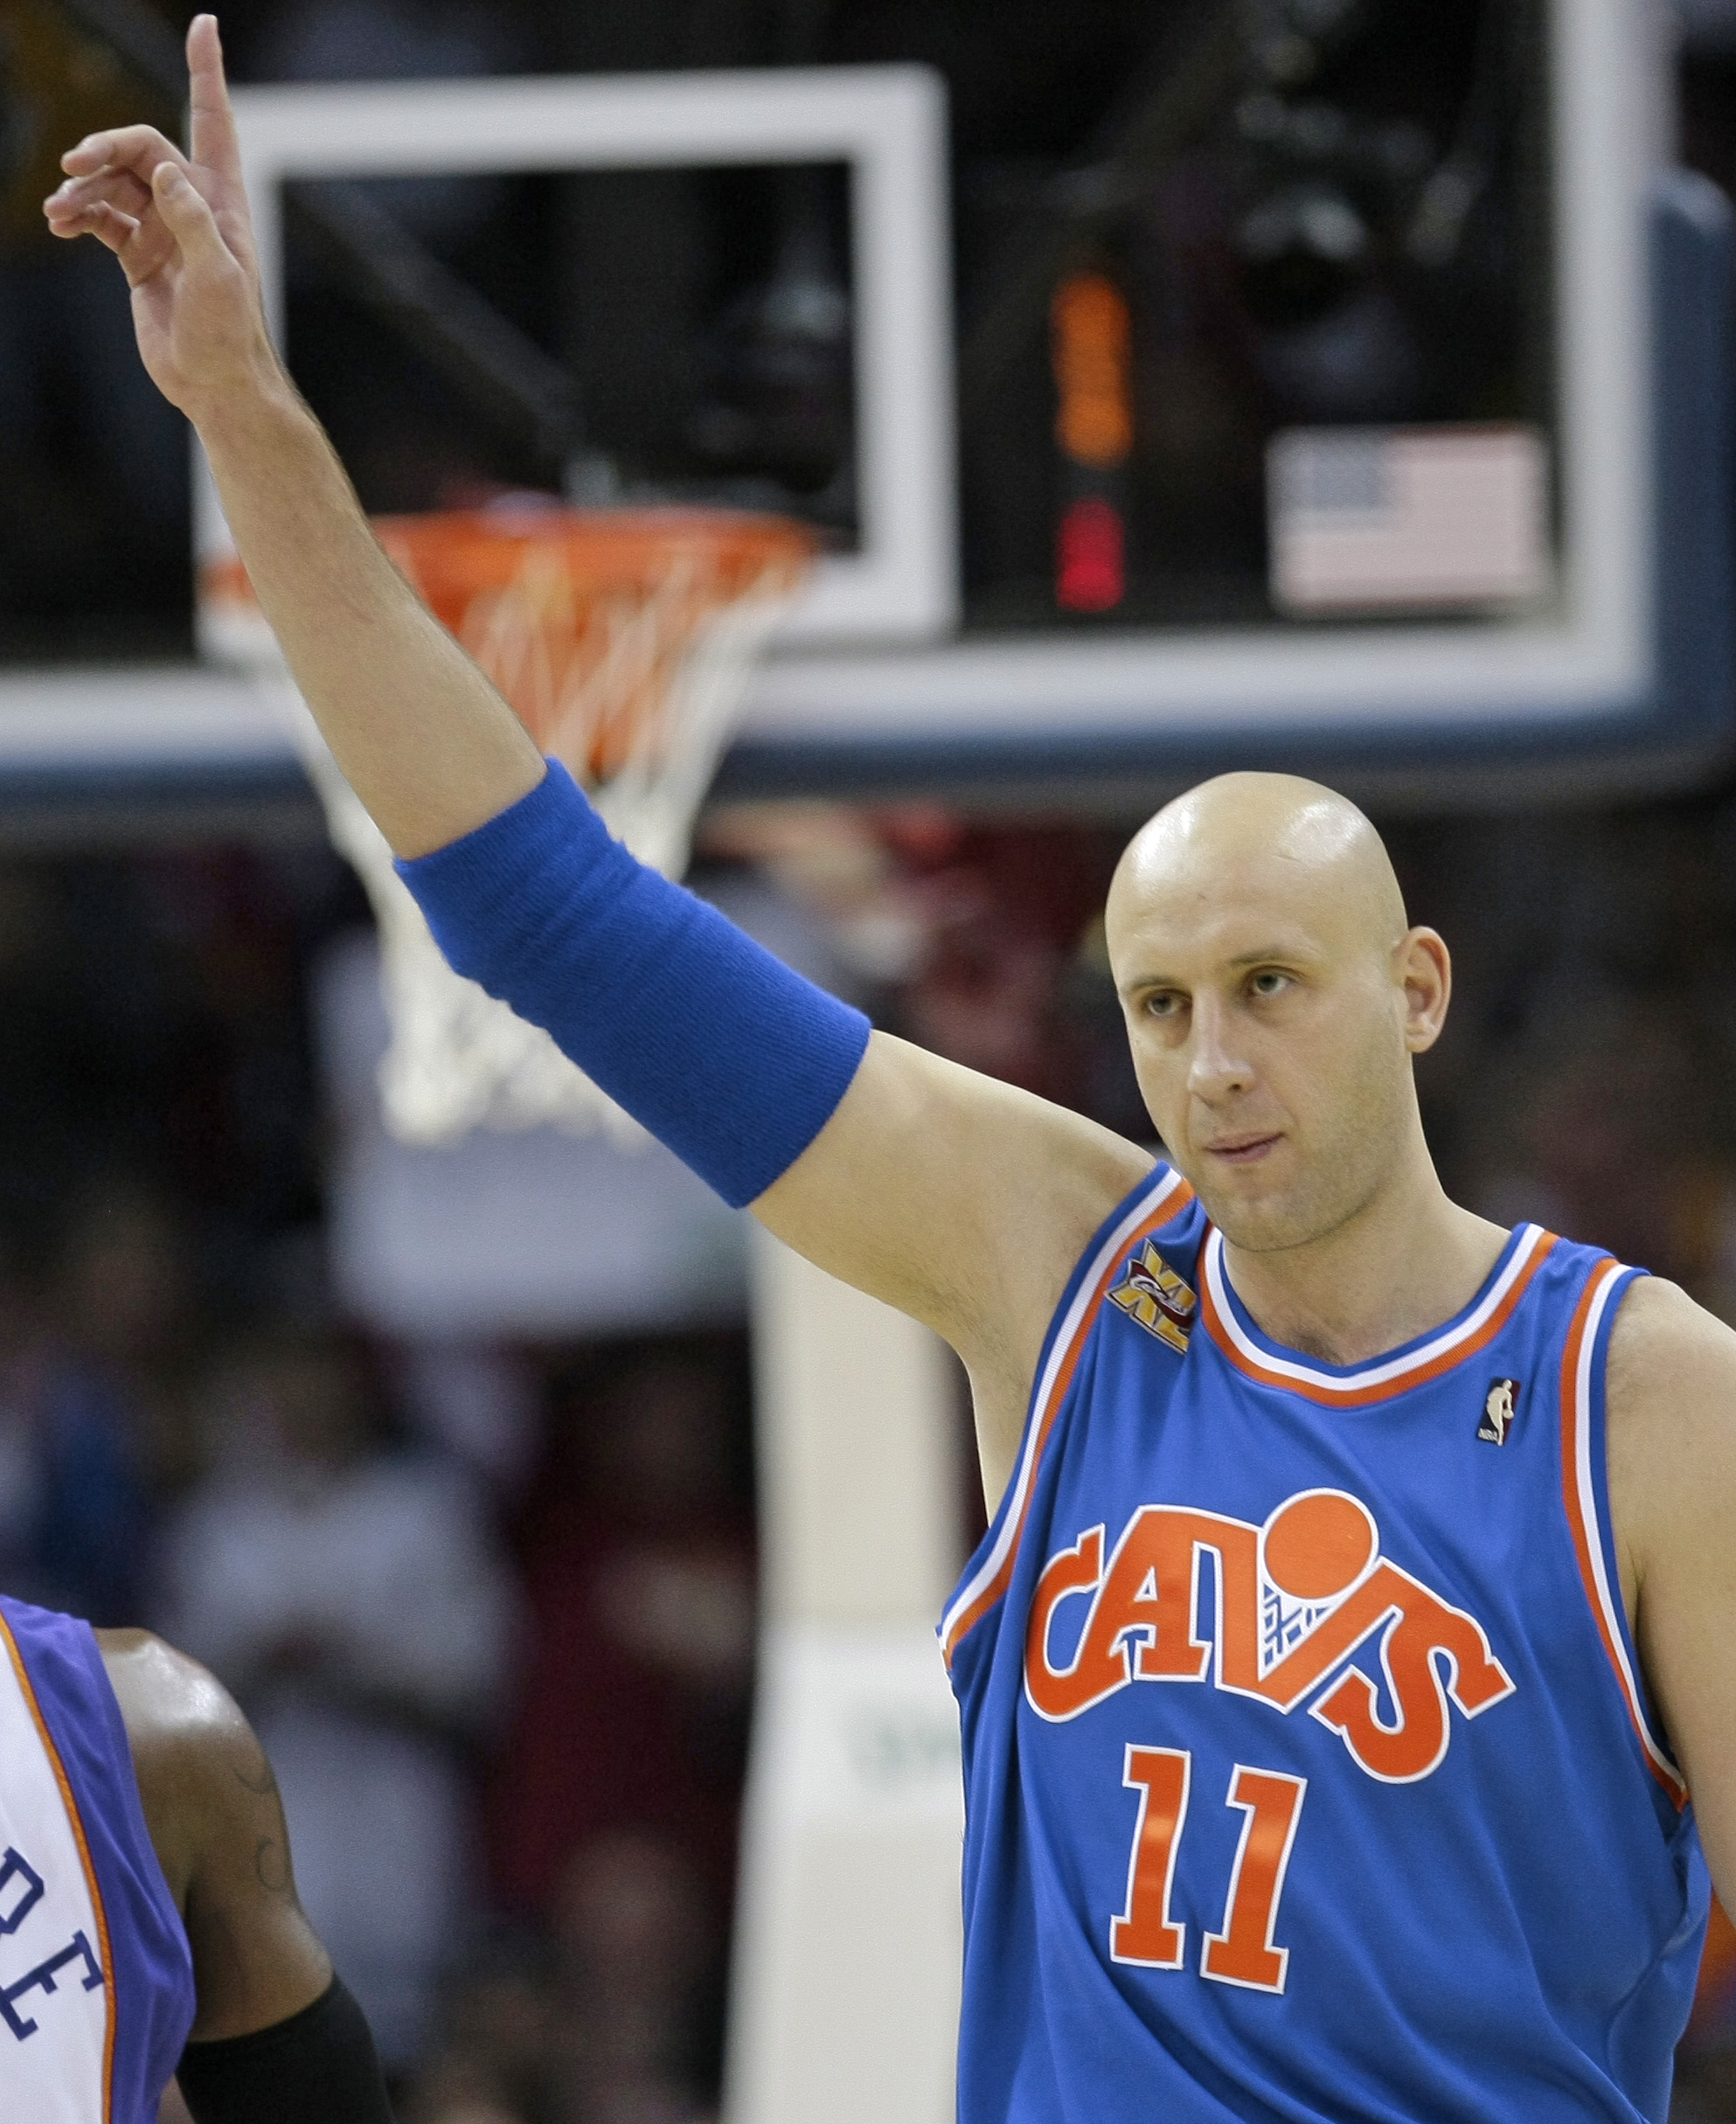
[47,20,1736,2120]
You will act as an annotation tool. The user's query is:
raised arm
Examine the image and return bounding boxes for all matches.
[754,1038,1150,1499]
[44,16,540,857]
[45,17,1153,1498]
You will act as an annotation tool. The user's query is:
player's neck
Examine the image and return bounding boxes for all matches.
[1219,1156,1507,1371]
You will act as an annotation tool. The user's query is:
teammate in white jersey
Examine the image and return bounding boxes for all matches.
[0,1592,392,2121]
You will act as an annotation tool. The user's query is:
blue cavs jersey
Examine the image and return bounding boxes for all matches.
[0,1598,195,2121]
[941,1164,1706,2124]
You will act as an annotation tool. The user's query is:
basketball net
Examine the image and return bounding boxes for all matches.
[205,507,815,1144]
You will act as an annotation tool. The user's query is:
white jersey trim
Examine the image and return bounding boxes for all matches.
[1564,1260,1686,1804]
[940,1165,1189,1662]
[1200,1224,1548,1396]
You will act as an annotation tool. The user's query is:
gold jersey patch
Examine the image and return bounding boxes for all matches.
[1109,1241,1196,1354]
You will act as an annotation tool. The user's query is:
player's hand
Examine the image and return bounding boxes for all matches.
[40,14,277,423]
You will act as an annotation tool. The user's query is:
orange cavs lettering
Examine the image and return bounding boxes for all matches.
[1025,1489,1514,1782]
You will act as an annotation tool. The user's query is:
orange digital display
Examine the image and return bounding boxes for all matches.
[1052,273,1135,470]
[1052,271,1134,612]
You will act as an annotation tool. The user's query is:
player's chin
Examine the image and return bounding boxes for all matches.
[1195,1137,1287,1191]
[1205,1205,1297,1254]
[1194,1170,1312,1251]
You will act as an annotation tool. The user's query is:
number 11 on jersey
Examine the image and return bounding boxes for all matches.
[1111,1746,1307,1995]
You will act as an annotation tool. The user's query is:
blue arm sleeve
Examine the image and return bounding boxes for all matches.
[394,762,871,1208]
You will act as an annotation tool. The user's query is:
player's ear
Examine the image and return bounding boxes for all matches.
[1396,927,1451,1053]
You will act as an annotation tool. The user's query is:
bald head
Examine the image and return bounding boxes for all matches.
[1106,774,1444,1254]
[1108,773,1406,968]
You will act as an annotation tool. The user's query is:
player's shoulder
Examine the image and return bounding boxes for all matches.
[96,1628,247,1758]
[95,1629,271,1908]
[1606,1272,1736,1396]
[1604,1274,1736,1532]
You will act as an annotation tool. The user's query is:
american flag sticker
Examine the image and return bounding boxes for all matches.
[1267,424,1551,616]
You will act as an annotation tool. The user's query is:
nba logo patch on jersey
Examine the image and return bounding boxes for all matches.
[1479,1378,1520,1444]
[1108,1242,1195,1353]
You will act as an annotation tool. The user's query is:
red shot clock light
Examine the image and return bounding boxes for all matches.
[1051,272,1135,614]
[1055,498,1126,616]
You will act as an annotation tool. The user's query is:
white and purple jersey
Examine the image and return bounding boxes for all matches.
[0,1597,194,2121]
[943,1164,1706,2123]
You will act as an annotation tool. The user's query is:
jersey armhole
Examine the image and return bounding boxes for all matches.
[74,1627,189,1940]
[1559,1261,1689,1809]
[938,1160,1195,1675]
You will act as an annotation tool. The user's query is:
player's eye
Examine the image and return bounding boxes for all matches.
[1143,990,1185,1020]
[1248,970,1290,998]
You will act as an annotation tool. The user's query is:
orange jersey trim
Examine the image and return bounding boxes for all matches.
[0,1610,117,2117]
[941,1169,1194,1670]
[1198,1225,1556,1408]
[1558,1260,1686,1808]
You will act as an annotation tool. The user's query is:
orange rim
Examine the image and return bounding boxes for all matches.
[203,504,817,774]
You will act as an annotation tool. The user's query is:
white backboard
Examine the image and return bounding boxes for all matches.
[204,64,957,649]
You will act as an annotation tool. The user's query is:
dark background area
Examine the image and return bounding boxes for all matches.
[0,0,1552,651]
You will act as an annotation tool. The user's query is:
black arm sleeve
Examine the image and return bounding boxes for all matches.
[175,1975,393,2123]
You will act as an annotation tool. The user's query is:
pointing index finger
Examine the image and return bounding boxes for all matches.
[186,15,243,185]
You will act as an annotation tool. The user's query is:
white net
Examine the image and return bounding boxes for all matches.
[207,514,809,1145]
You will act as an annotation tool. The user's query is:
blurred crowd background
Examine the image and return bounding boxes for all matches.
[3,1,1736,2121]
